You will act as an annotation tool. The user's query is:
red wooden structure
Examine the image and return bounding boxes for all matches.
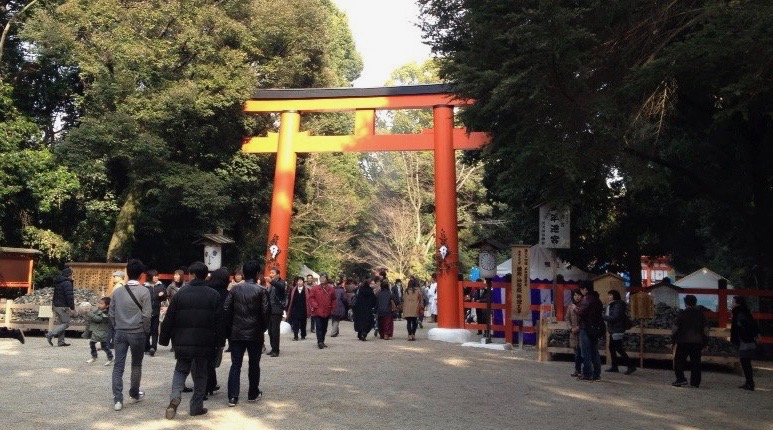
[243,85,489,328]
[0,247,41,294]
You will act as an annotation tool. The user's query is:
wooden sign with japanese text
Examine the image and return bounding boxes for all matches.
[539,204,570,249]
[511,245,531,320]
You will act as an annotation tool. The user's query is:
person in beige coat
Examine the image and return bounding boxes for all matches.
[402,277,423,341]
[566,288,583,377]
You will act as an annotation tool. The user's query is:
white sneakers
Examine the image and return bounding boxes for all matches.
[86,357,96,364]
[104,359,114,366]
[113,391,144,411]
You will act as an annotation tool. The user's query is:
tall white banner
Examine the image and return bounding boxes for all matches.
[538,204,570,249]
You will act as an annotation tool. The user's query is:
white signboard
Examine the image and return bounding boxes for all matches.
[539,204,570,249]
[204,244,222,271]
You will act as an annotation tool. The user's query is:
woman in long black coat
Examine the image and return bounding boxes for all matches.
[731,296,760,391]
[352,281,377,341]
[205,268,230,396]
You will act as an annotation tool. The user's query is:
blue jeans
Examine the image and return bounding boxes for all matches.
[579,328,601,379]
[90,341,114,360]
[112,331,146,402]
[228,339,263,400]
[573,347,583,374]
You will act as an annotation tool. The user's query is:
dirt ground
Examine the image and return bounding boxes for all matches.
[1,320,771,430]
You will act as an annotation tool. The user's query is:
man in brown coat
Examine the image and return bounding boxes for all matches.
[671,294,709,388]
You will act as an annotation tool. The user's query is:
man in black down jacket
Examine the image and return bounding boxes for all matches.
[46,267,75,346]
[160,262,223,419]
[222,260,271,407]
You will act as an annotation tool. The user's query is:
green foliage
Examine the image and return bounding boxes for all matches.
[23,225,73,261]
[1,0,362,271]
[419,0,773,287]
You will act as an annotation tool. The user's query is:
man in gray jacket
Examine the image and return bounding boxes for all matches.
[109,259,152,411]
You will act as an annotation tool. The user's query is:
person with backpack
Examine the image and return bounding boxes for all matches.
[603,290,636,375]
[731,296,760,391]
[575,282,604,381]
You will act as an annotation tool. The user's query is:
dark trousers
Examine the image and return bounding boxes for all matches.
[145,314,159,351]
[291,316,307,339]
[609,337,633,369]
[574,347,583,374]
[268,314,282,353]
[406,317,418,335]
[313,316,329,344]
[310,316,316,332]
[674,343,702,387]
[170,356,208,414]
[0,328,19,338]
[228,340,263,400]
[740,357,754,386]
[207,355,217,393]
[107,322,115,348]
[90,341,114,359]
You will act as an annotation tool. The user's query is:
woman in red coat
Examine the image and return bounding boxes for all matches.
[307,273,335,349]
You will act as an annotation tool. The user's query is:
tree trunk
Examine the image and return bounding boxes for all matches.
[106,190,139,262]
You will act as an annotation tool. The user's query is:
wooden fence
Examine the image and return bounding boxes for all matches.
[536,319,737,367]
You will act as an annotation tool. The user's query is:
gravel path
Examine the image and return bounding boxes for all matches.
[1,320,771,430]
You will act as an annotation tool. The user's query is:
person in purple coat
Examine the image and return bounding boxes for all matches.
[330,278,349,337]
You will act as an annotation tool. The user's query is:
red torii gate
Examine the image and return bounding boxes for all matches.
[243,84,489,328]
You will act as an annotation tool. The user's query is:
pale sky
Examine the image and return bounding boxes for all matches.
[332,0,432,87]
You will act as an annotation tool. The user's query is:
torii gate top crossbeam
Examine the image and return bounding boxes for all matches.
[244,84,471,113]
[243,84,487,153]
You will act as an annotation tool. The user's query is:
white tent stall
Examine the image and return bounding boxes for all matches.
[496,245,590,282]
[673,267,733,311]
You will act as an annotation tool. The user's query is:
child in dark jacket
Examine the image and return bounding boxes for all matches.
[85,297,114,365]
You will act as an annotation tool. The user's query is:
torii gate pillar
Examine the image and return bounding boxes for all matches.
[264,111,300,275]
[433,105,461,328]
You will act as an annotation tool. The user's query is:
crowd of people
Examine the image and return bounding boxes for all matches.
[565,281,761,390]
[23,261,440,418]
[1,263,763,419]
